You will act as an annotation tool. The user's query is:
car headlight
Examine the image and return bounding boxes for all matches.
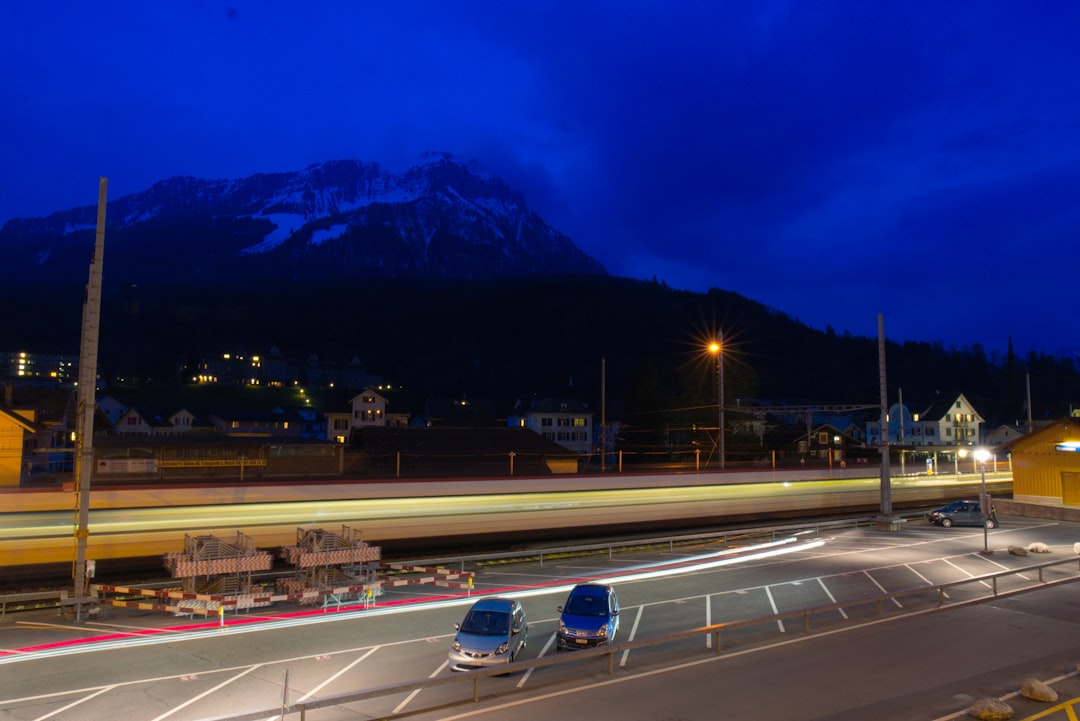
[597,626,607,637]
[496,642,509,655]
[558,621,567,633]
[451,641,461,651]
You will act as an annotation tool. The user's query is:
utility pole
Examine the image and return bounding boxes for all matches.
[73,177,107,621]
[600,356,606,472]
[876,313,897,529]
[719,329,725,471]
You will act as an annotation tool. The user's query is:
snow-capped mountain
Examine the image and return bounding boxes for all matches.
[0,155,607,285]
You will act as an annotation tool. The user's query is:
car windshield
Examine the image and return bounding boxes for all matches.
[461,610,510,635]
[565,593,608,617]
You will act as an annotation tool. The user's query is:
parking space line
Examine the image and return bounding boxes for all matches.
[816,577,848,619]
[764,586,784,631]
[978,555,1035,582]
[705,595,713,648]
[942,557,993,588]
[394,660,447,714]
[150,664,261,721]
[295,647,378,702]
[517,633,556,687]
[906,564,950,599]
[620,605,644,667]
[30,684,115,721]
[862,570,903,608]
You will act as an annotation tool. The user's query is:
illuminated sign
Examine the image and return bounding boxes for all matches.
[1055,442,1080,452]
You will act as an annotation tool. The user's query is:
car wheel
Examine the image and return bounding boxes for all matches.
[985,518,996,529]
[941,518,953,527]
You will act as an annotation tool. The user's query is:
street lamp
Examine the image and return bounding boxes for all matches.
[708,335,725,470]
[975,447,992,554]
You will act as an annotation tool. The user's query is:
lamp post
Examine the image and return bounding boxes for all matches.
[975,448,992,554]
[708,336,725,470]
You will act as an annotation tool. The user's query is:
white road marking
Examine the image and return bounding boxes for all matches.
[816,577,848,619]
[906,564,950,598]
[395,660,448,714]
[764,586,784,632]
[517,632,557,687]
[620,605,643,667]
[862,570,903,608]
[150,664,261,721]
[705,594,713,648]
[295,646,378,701]
[30,685,115,721]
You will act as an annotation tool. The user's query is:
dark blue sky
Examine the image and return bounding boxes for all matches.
[3,3,1078,358]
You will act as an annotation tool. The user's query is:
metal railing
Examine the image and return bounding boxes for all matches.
[405,513,900,570]
[191,554,1080,721]
[0,591,68,621]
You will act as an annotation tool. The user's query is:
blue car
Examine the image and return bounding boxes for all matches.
[557,583,619,649]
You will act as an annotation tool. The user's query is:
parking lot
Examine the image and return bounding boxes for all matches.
[2,515,1080,720]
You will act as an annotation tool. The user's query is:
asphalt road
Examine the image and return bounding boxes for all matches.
[2,514,1079,721]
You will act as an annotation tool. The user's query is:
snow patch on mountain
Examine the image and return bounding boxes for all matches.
[63,222,96,236]
[311,224,349,246]
[240,213,307,254]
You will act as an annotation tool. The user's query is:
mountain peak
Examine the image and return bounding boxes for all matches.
[0,159,606,286]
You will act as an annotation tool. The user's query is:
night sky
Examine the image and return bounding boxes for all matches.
[3,3,1078,357]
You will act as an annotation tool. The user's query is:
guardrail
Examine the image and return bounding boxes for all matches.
[0,591,69,621]
[404,512,915,570]
[191,554,1080,721]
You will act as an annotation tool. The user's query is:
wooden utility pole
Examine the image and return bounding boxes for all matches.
[877,313,896,526]
[73,177,107,620]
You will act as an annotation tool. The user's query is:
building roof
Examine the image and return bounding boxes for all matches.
[919,392,979,421]
[0,406,40,433]
[999,417,1080,453]
[354,426,572,456]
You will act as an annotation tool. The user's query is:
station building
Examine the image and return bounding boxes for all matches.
[1005,417,1080,507]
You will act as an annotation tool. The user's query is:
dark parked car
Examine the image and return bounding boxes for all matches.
[557,583,619,649]
[448,597,528,671]
[927,500,998,528]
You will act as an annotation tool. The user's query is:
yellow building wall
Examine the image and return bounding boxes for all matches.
[1011,421,1080,505]
[0,423,25,487]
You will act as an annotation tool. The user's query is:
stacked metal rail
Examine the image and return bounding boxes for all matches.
[163,532,274,595]
[278,526,381,601]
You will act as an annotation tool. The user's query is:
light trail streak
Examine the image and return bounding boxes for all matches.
[0,473,1007,566]
[0,534,828,665]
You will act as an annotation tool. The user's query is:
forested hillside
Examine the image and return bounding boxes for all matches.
[5,275,1077,427]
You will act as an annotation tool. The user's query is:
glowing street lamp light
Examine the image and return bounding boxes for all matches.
[974,447,992,554]
[708,336,725,470]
